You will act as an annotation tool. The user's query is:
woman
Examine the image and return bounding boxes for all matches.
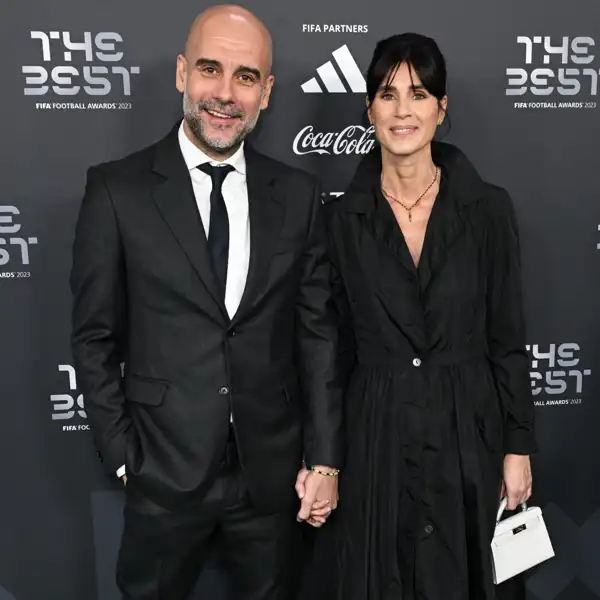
[303,33,536,600]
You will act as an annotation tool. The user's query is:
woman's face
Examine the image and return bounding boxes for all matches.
[367,61,447,159]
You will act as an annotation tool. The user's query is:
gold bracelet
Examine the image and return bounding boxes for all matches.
[310,466,340,477]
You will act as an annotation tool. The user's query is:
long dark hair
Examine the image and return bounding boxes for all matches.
[365,33,448,127]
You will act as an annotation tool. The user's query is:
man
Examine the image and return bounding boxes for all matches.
[70,5,342,599]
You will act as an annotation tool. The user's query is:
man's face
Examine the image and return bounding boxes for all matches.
[176,16,274,156]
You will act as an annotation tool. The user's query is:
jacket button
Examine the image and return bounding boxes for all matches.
[227,330,236,337]
[412,358,422,367]
[219,386,229,396]
[424,524,434,534]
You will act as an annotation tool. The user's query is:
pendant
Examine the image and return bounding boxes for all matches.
[408,211,412,223]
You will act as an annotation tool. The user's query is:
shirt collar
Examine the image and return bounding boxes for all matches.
[178,120,246,176]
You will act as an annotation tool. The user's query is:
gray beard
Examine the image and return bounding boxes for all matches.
[182,90,262,155]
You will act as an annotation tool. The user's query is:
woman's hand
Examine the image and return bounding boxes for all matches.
[500,454,532,510]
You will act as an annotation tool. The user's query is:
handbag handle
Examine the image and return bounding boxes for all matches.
[496,496,528,523]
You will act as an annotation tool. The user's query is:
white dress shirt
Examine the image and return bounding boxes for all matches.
[117,122,251,479]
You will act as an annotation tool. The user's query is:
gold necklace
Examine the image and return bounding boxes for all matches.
[381,167,439,223]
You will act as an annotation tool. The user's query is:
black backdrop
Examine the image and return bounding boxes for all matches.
[1,0,600,598]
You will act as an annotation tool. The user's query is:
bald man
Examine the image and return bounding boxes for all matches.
[70,5,343,600]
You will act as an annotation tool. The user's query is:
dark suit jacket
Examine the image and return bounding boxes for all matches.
[70,123,343,512]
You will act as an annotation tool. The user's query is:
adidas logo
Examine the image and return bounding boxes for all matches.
[301,45,366,93]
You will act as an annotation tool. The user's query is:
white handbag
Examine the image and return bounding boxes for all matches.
[491,497,555,584]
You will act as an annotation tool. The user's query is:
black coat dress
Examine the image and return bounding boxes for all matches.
[304,142,537,600]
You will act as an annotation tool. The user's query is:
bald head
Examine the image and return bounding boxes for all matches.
[175,4,275,159]
[185,5,272,76]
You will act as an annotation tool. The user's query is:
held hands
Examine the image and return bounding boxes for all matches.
[295,465,338,528]
[500,454,532,510]
[294,455,531,526]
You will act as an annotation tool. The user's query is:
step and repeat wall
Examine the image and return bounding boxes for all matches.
[1,0,599,598]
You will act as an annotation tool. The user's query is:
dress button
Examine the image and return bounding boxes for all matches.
[219,386,229,396]
[412,358,422,367]
[424,524,434,534]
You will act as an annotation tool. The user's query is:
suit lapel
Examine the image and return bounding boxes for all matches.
[360,184,468,290]
[151,125,228,322]
[418,151,485,295]
[417,174,466,293]
[369,188,418,277]
[345,153,417,278]
[231,146,285,325]
[342,144,486,296]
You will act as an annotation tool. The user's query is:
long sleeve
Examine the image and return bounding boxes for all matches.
[486,189,537,455]
[70,166,131,474]
[295,181,344,469]
[325,202,357,396]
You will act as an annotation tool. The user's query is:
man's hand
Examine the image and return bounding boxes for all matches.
[296,466,338,527]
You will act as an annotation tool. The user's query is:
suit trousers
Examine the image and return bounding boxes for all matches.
[116,426,302,600]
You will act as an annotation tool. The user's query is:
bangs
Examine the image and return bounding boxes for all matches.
[366,33,446,104]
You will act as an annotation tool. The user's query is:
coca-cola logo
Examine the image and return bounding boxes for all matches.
[293,125,375,156]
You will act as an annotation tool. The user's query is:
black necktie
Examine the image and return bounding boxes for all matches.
[197,163,234,298]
